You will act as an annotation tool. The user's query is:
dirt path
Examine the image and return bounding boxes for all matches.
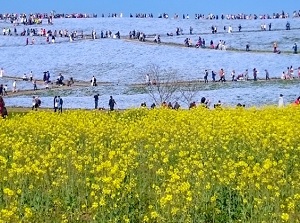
[124,38,299,54]
[2,75,113,97]
[2,74,296,98]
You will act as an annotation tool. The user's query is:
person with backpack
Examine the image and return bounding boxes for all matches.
[108,96,116,111]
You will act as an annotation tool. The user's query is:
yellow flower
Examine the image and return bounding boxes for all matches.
[150,211,159,219]
[210,195,217,203]
[24,207,33,218]
[92,202,98,209]
[3,188,14,196]
[281,213,289,221]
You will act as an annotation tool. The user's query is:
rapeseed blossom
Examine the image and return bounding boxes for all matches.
[0,107,299,222]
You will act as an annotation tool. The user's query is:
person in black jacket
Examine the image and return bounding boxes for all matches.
[108,96,116,111]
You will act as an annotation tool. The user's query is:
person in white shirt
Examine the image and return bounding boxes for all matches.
[278,94,284,107]
[29,71,33,81]
[32,96,36,110]
[145,74,151,85]
[290,66,294,79]
[12,80,17,92]
[22,73,28,81]
[91,76,97,86]
[3,85,8,95]
[0,68,4,78]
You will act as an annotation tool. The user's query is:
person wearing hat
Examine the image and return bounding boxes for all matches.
[278,94,284,107]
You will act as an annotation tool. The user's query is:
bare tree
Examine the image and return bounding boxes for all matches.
[178,81,200,106]
[141,64,181,105]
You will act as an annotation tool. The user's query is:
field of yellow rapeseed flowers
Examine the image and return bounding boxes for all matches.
[0,107,300,222]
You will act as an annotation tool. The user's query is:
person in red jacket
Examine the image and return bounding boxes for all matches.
[294,96,300,106]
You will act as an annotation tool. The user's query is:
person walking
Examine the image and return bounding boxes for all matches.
[189,26,193,35]
[0,68,4,78]
[265,69,270,80]
[12,80,17,92]
[211,70,216,82]
[32,96,38,110]
[293,43,297,54]
[29,71,33,82]
[58,96,63,113]
[94,93,99,109]
[54,96,58,112]
[91,75,97,86]
[33,80,38,91]
[204,70,209,83]
[253,68,258,81]
[108,96,116,111]
[231,70,236,81]
[244,69,249,81]
[145,74,151,85]
[3,85,7,96]
[219,68,226,82]
[246,44,250,51]
[290,66,294,79]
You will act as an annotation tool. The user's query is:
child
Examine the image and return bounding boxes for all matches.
[3,85,8,95]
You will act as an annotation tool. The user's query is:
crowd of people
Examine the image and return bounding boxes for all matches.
[88,93,300,113]
[0,64,300,96]
[129,30,146,41]
[0,68,78,93]
[162,22,296,53]
[0,13,51,25]
[1,25,119,45]
[143,66,300,84]
[155,10,300,20]
[2,89,300,119]
[94,10,300,20]
[100,30,120,39]
[0,9,300,116]
[0,12,96,22]
[1,16,297,55]
[2,9,300,21]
